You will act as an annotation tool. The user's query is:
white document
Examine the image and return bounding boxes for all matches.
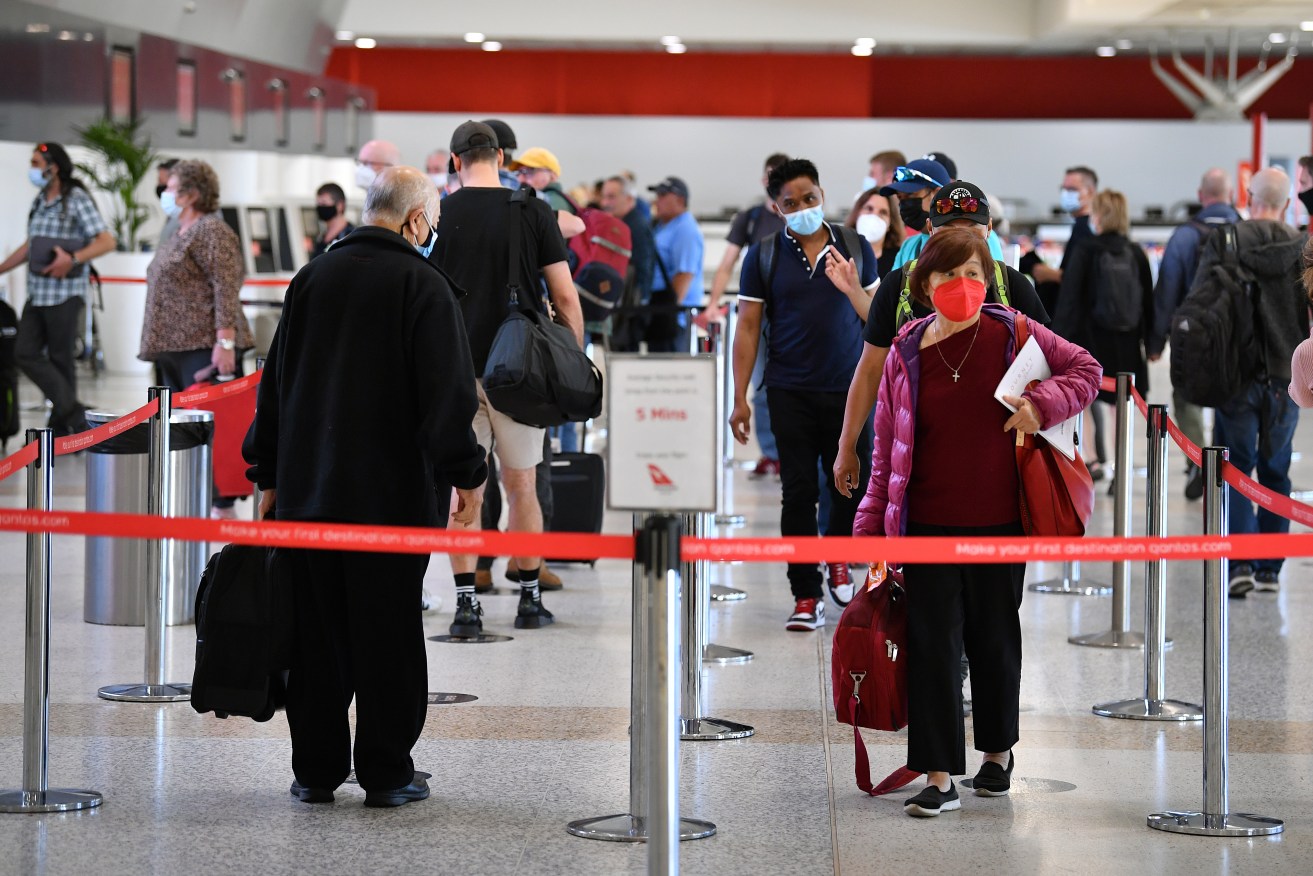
[994,335,1079,461]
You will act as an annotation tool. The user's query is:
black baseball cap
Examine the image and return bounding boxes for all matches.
[481,119,517,151]
[449,120,499,173]
[648,176,690,201]
[929,180,991,227]
[923,152,958,180]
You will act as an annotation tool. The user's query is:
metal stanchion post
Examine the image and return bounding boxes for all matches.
[709,318,744,530]
[1069,373,1144,649]
[0,429,103,814]
[1030,414,1112,596]
[99,387,192,702]
[699,510,751,664]
[680,513,753,741]
[567,514,716,843]
[1094,405,1200,720]
[1148,448,1283,837]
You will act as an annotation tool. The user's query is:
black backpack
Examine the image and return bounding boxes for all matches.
[756,224,865,302]
[1090,246,1143,332]
[1169,225,1262,408]
[0,300,18,452]
[191,543,291,722]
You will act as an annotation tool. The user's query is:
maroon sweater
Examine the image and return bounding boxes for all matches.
[906,317,1021,527]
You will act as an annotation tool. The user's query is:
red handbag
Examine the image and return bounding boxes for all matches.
[832,564,919,795]
[1013,315,1095,537]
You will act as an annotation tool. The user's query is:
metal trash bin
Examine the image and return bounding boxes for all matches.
[84,409,214,626]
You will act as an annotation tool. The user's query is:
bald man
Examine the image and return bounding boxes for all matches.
[355,139,402,191]
[1149,167,1240,497]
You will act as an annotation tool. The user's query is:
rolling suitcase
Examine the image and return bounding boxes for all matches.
[545,450,605,565]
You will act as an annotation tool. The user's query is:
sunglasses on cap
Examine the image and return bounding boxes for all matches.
[893,166,943,188]
[934,197,981,215]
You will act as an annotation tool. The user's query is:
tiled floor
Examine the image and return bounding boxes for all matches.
[0,359,1311,875]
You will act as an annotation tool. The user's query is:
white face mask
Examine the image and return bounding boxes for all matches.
[860,175,878,193]
[354,163,377,191]
[856,213,888,244]
[428,172,448,190]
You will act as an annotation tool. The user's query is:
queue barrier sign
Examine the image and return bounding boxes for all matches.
[607,354,719,513]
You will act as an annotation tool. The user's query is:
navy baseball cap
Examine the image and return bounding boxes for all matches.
[880,158,950,196]
[648,176,690,201]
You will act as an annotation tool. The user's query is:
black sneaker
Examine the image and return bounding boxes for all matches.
[1228,562,1256,599]
[449,594,484,637]
[972,751,1014,797]
[514,590,555,629]
[289,780,334,803]
[364,773,430,808]
[1184,464,1204,501]
[904,782,961,817]
[1253,569,1281,593]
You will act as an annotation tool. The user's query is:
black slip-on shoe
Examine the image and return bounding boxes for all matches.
[364,774,430,808]
[290,780,334,803]
[904,782,961,817]
[973,751,1014,797]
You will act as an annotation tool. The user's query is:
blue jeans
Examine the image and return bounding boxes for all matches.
[750,326,777,459]
[1212,379,1299,574]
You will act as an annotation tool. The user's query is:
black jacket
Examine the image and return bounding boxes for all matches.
[244,226,487,526]
[1193,219,1308,383]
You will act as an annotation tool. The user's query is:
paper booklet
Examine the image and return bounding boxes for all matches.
[993,335,1078,461]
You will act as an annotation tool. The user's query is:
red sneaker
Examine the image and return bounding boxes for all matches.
[786,598,825,631]
[750,457,781,479]
[826,562,854,607]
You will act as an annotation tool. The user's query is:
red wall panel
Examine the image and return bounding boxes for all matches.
[326,47,1313,121]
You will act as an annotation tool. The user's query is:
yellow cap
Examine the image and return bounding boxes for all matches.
[507,147,561,177]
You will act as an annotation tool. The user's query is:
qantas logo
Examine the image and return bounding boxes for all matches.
[648,464,675,490]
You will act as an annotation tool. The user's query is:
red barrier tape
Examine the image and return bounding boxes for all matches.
[54,399,159,456]
[0,441,38,483]
[173,371,262,409]
[97,276,290,287]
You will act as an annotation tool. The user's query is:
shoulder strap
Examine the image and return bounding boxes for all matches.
[1015,312,1030,349]
[1220,223,1238,269]
[834,224,865,284]
[506,187,530,308]
[745,204,763,242]
[993,261,1010,305]
[755,233,779,295]
[896,259,917,331]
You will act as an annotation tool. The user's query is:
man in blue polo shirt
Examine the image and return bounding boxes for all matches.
[730,158,878,632]
[646,176,704,353]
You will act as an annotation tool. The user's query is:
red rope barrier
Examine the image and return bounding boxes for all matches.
[96,276,290,287]
[0,441,38,483]
[54,399,159,456]
[173,371,262,409]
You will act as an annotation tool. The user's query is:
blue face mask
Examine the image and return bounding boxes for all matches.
[783,203,824,236]
[860,175,878,193]
[160,191,182,217]
[29,167,47,188]
[412,217,436,258]
[1059,188,1082,212]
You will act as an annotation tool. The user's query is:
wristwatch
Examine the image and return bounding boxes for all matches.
[216,338,236,351]
[69,254,82,271]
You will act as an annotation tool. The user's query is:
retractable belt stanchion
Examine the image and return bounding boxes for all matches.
[1069,373,1144,649]
[680,512,754,741]
[1029,416,1113,596]
[703,324,746,601]
[567,514,716,845]
[99,387,192,702]
[1094,405,1200,721]
[0,429,103,814]
[1148,448,1283,837]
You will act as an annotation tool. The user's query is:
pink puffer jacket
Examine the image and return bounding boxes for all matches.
[854,304,1102,537]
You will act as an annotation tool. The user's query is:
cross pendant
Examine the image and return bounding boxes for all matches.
[952,372,960,383]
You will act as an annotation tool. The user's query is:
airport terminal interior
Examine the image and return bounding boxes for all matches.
[3,1,1313,874]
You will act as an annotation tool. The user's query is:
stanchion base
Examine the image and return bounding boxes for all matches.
[566,813,717,842]
[0,789,103,813]
[714,514,746,527]
[427,634,514,644]
[97,683,192,702]
[1092,698,1203,721]
[1028,578,1112,596]
[1147,811,1284,836]
[681,717,755,741]
[1067,630,1145,649]
[709,585,747,602]
[704,644,753,664]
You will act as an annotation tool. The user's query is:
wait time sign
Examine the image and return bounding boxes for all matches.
[607,354,719,512]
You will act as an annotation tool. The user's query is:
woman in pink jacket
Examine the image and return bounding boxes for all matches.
[854,228,1100,818]
[1287,237,1313,407]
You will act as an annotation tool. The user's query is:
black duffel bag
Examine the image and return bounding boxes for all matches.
[482,189,602,428]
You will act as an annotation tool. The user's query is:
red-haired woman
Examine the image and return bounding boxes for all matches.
[854,227,1100,818]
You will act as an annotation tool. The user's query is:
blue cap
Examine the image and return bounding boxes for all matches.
[879,158,950,196]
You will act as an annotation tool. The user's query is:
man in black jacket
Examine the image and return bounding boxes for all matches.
[244,166,487,808]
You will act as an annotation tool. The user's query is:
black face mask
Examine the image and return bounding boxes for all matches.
[316,204,338,222]
[1299,187,1313,215]
[899,196,929,232]
[155,184,167,199]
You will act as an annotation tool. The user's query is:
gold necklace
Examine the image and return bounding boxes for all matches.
[932,319,981,383]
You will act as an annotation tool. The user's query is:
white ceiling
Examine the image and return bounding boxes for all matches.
[335,0,1313,54]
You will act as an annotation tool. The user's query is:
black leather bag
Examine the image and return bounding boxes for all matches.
[481,189,602,428]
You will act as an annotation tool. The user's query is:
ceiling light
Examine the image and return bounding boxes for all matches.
[851,45,874,57]
[660,36,682,46]
[1115,39,1133,50]
[482,41,503,52]
[25,23,50,33]
[1268,32,1288,44]
[83,33,94,41]
[1302,22,1313,32]
[464,32,485,43]
[354,37,377,49]
[666,43,687,54]
[854,37,876,49]
[1096,46,1116,57]
[57,30,76,41]
[335,30,354,41]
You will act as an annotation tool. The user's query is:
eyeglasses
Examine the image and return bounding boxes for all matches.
[934,197,981,215]
[893,166,943,188]
[515,167,547,176]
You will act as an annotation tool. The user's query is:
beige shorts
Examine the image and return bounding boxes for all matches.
[472,380,545,472]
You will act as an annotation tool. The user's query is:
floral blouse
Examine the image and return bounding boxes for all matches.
[140,212,254,360]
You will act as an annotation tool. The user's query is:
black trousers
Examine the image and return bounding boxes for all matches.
[904,521,1025,776]
[152,348,245,507]
[284,548,430,792]
[767,387,871,599]
[16,297,83,426]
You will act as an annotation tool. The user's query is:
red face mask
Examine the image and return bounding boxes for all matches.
[931,275,987,322]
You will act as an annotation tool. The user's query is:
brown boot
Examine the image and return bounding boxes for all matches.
[474,568,494,593]
[506,559,563,591]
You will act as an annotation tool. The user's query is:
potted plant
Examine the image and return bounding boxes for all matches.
[74,116,158,252]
